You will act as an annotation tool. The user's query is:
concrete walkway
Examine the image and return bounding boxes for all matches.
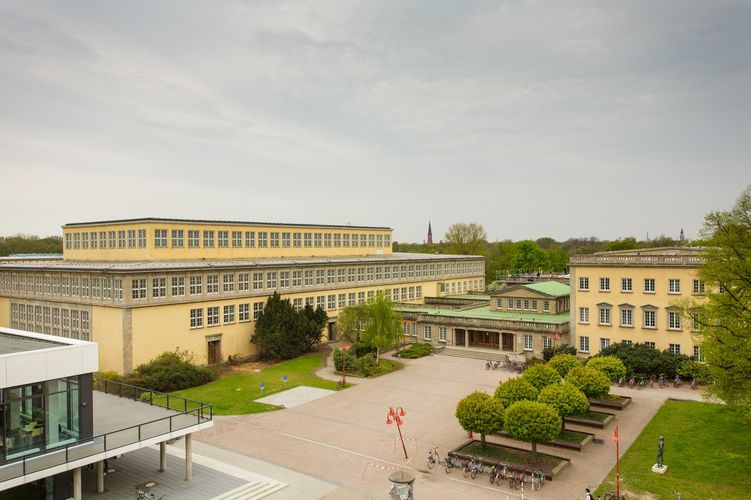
[195,354,707,500]
[256,386,337,409]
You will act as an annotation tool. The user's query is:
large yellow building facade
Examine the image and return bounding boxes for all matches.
[569,247,704,358]
[0,218,485,373]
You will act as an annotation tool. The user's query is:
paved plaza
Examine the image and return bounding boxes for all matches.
[193,351,705,500]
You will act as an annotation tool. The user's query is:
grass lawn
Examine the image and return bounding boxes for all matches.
[337,359,404,378]
[595,400,751,499]
[174,352,338,415]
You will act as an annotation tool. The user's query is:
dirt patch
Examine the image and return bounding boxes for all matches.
[221,360,272,375]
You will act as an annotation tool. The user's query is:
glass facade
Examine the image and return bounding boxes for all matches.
[1,376,81,462]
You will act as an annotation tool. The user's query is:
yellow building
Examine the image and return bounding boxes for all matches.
[0,218,485,373]
[569,247,705,358]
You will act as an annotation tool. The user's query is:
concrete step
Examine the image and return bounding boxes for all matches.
[438,347,509,363]
[212,480,286,500]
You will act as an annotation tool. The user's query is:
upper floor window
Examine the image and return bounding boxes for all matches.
[154,229,168,248]
[644,278,655,293]
[232,231,243,247]
[621,278,632,292]
[668,279,681,294]
[172,230,184,248]
[258,232,268,247]
[578,277,589,291]
[188,230,200,248]
[218,231,229,247]
[245,231,255,247]
[692,279,705,294]
[203,230,215,247]
[599,277,610,292]
[598,305,611,325]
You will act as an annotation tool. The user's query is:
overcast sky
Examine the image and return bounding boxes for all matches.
[1,1,749,243]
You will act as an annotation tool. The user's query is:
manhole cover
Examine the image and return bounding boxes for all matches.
[144,481,158,489]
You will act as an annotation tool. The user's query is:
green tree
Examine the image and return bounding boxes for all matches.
[302,304,328,351]
[252,292,324,360]
[510,240,550,272]
[537,382,589,432]
[444,222,487,255]
[504,401,561,462]
[542,343,577,361]
[362,294,403,363]
[522,364,561,392]
[565,366,611,399]
[547,354,582,378]
[605,236,638,251]
[0,234,62,256]
[692,185,751,420]
[586,356,627,382]
[455,391,505,448]
[494,377,538,408]
[334,304,369,345]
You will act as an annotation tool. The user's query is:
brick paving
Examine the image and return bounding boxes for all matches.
[195,352,706,500]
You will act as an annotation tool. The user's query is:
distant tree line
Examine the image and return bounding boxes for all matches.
[0,235,62,256]
[393,222,690,285]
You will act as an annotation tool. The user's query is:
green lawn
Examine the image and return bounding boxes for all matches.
[173,353,339,415]
[595,400,751,499]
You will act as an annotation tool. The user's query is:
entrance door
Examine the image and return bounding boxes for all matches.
[501,333,514,351]
[328,322,336,342]
[455,329,465,347]
[207,339,221,365]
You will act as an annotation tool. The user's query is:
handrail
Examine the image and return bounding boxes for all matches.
[0,381,212,482]
[95,378,209,414]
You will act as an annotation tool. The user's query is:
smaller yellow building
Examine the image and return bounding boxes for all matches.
[569,247,705,358]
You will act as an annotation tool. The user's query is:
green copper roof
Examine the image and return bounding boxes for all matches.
[396,305,570,324]
[522,281,570,297]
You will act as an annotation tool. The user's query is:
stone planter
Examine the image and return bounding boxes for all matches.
[589,394,632,410]
[497,429,594,451]
[449,439,570,480]
[564,411,615,429]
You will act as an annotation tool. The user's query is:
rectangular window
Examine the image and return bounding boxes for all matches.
[152,278,166,298]
[530,299,537,311]
[90,232,97,249]
[368,234,375,247]
[523,334,533,351]
[126,230,134,248]
[190,276,203,295]
[600,338,611,351]
[377,234,384,247]
[293,298,303,312]
[328,294,336,310]
[333,234,341,247]
[190,308,203,328]
[282,232,291,248]
[245,231,255,247]
[439,327,447,342]
[270,232,279,248]
[293,232,302,247]
[423,326,432,340]
[348,293,356,306]
[668,311,682,330]
[114,279,123,300]
[266,272,277,289]
[358,292,366,304]
[347,268,355,283]
[508,299,514,309]
[327,269,336,284]
[361,234,367,247]
[258,232,268,247]
[137,229,147,248]
[172,277,185,296]
[154,229,168,248]
[239,303,250,322]
[238,273,249,291]
[316,269,325,285]
[253,272,263,290]
[188,230,200,247]
[579,277,589,291]
[223,305,235,323]
[579,336,590,353]
[645,341,655,348]
[692,279,705,294]
[108,231,116,248]
[357,267,365,282]
[207,307,220,326]
[620,308,633,327]
[304,270,314,287]
[644,309,656,328]
[117,230,126,248]
[523,299,530,310]
[317,295,325,309]
[292,271,302,287]
[579,307,589,324]
[669,279,681,294]
[279,271,290,288]
[621,278,632,292]
[338,294,346,309]
[206,275,219,294]
[253,302,264,320]
[343,234,350,247]
[324,233,332,247]
[644,278,655,292]
[304,233,312,247]
[693,346,704,362]
[600,277,610,291]
[131,279,147,300]
[223,274,235,292]
[218,230,229,247]
[172,230,184,247]
[543,336,553,350]
[669,343,681,354]
[599,307,611,325]
[204,230,215,247]
[314,233,322,247]
[351,234,358,247]
[232,231,243,247]
[543,300,550,312]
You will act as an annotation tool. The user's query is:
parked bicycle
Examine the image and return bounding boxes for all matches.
[649,375,656,388]
[673,375,682,388]
[628,377,636,389]
[690,378,698,390]
[530,468,545,490]
[618,377,625,388]
[469,456,483,479]
[427,447,442,470]
[637,377,646,390]
[486,360,492,370]
[659,374,668,388]
[134,488,164,500]
[492,360,501,370]
[444,454,461,474]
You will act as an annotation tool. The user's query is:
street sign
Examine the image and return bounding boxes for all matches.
[260,382,265,393]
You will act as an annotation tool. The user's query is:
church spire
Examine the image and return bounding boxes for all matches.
[427,221,433,244]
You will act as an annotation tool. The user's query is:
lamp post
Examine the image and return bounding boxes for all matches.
[386,406,408,459]
[613,426,620,499]
[340,343,351,387]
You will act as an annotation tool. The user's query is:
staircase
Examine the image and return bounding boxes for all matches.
[212,480,287,500]
[437,347,509,363]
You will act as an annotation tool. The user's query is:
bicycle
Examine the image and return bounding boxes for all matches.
[690,378,698,390]
[134,489,164,500]
[618,377,625,388]
[659,374,667,388]
[469,456,483,479]
[486,360,492,370]
[530,469,545,490]
[628,377,636,389]
[427,447,441,470]
[673,375,682,388]
[637,377,646,390]
[488,462,500,485]
[649,375,656,388]
[444,454,461,474]
[462,458,471,478]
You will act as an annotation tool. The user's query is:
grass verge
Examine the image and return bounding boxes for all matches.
[595,400,751,499]
[173,352,338,415]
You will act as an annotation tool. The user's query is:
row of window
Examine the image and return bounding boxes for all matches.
[10,302,91,340]
[499,298,551,312]
[65,229,392,250]
[578,336,702,358]
[578,277,705,295]
[189,286,424,329]
[578,305,697,331]
[0,274,125,301]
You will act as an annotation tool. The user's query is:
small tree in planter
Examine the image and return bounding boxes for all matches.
[522,364,562,392]
[456,391,505,448]
[537,382,589,432]
[504,400,561,463]
[586,356,627,382]
[566,366,611,399]
[547,354,582,378]
[494,377,538,408]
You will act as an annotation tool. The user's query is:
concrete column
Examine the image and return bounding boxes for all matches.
[185,433,193,481]
[73,467,82,500]
[96,460,104,493]
[160,442,167,472]
[464,330,468,347]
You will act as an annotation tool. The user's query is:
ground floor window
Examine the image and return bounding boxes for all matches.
[644,341,655,348]
[693,346,703,361]
[543,336,553,349]
[579,336,590,353]
[669,343,681,354]
[600,338,610,351]
[423,326,432,340]
[523,334,533,351]
[439,327,446,342]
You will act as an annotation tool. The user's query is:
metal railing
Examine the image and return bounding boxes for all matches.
[0,380,212,483]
